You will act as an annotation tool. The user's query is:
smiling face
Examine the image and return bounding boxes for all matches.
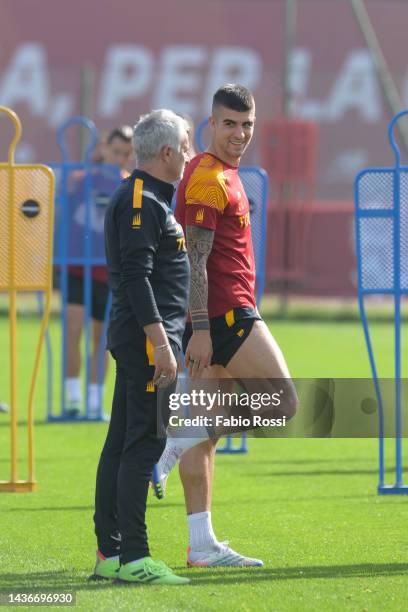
[208,104,256,167]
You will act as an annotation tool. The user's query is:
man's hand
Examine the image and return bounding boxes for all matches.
[153,345,177,388]
[185,330,213,379]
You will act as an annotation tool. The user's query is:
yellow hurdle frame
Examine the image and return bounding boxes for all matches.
[0,107,55,492]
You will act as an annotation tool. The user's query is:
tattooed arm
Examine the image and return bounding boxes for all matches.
[185,225,214,377]
[187,225,214,330]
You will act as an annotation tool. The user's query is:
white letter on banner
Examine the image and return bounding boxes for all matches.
[98,45,153,117]
[153,46,206,114]
[325,49,382,121]
[204,47,262,111]
[0,43,49,114]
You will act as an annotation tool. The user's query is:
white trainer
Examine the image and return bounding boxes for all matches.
[187,541,264,567]
[151,444,183,499]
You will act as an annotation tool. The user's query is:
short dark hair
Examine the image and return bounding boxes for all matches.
[212,84,254,113]
[107,125,133,144]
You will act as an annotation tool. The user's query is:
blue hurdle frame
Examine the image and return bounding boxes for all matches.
[45,116,118,422]
[355,110,408,494]
[195,119,269,454]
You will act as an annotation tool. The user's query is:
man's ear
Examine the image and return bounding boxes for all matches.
[208,115,216,130]
[160,144,172,162]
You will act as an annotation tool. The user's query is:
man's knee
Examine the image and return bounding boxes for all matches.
[250,379,299,421]
[152,437,167,463]
[179,440,216,481]
[101,434,125,459]
[121,432,166,466]
[282,382,299,420]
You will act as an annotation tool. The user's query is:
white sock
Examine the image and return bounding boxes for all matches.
[188,511,219,552]
[166,424,209,454]
[89,383,103,411]
[65,378,81,403]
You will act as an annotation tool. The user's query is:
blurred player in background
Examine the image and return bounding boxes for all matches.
[65,126,133,417]
[91,129,109,163]
[154,84,297,567]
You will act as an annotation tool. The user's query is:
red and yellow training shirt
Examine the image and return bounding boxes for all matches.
[175,152,256,318]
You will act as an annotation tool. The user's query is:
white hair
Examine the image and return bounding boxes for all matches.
[133,109,188,165]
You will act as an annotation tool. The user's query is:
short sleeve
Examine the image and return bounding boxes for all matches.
[184,163,228,230]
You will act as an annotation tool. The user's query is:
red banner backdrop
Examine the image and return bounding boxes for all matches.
[1,0,406,296]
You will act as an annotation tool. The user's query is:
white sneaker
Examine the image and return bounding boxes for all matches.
[151,444,183,499]
[187,541,263,567]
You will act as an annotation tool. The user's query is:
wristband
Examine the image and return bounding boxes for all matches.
[154,343,170,352]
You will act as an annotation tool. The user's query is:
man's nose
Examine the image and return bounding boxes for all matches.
[233,124,245,139]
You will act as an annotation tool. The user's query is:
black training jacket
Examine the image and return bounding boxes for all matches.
[104,169,190,350]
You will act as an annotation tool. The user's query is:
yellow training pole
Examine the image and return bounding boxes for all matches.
[0,106,55,492]
[6,109,20,488]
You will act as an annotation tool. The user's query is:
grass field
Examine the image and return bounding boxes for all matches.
[0,313,407,611]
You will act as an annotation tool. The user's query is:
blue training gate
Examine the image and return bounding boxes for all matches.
[44,116,121,421]
[355,110,408,494]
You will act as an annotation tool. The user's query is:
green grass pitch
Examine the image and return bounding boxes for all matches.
[0,314,407,611]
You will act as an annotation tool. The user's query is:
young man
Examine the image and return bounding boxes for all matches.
[92,110,191,585]
[154,84,297,567]
[65,126,133,417]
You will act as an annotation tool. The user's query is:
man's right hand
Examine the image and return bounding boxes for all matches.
[153,345,177,388]
[185,330,213,379]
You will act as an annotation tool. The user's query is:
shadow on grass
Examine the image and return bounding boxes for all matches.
[4,502,185,512]
[237,493,377,503]
[1,562,408,591]
[246,458,374,466]
[0,572,121,594]
[0,420,108,428]
[181,562,408,585]
[0,570,191,593]
[263,467,395,477]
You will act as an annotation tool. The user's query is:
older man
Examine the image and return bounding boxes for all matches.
[92,110,191,585]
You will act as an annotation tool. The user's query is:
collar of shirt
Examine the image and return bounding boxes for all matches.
[131,169,175,205]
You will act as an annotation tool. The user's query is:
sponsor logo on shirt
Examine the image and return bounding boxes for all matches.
[146,380,155,392]
[176,237,186,251]
[195,208,204,223]
[239,212,250,228]
[132,213,141,229]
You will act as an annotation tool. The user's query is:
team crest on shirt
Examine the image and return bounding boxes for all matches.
[195,208,204,223]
